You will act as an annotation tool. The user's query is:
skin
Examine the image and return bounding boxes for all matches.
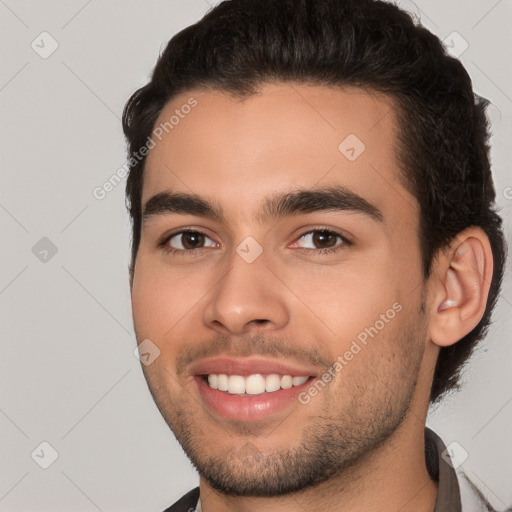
[130,84,493,511]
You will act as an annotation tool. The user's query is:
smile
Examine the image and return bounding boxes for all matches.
[189,357,319,421]
[205,373,310,396]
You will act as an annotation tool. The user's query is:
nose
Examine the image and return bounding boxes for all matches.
[202,252,290,335]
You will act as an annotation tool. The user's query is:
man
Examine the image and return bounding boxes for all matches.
[123,0,506,510]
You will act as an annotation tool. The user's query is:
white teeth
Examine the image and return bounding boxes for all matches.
[205,373,310,395]
[245,374,266,395]
[207,374,218,390]
[217,374,229,392]
[265,373,281,392]
[292,376,309,386]
[280,375,293,389]
[228,375,245,394]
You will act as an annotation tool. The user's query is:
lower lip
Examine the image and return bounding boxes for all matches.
[194,376,313,422]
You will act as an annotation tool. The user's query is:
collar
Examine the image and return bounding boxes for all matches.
[425,426,462,511]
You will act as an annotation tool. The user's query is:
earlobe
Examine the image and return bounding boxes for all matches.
[429,228,493,348]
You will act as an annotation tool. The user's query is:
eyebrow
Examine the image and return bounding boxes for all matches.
[142,186,384,225]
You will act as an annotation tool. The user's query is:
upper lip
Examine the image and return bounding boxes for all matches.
[189,357,319,377]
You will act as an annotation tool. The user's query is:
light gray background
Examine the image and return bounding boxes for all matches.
[1,1,511,510]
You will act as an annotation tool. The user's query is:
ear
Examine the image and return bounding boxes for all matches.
[428,227,494,348]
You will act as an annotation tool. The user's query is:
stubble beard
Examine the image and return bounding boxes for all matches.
[146,321,425,497]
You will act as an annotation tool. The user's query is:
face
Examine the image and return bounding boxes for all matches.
[131,84,430,496]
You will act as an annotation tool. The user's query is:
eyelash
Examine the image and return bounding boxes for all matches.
[158,228,352,256]
[158,229,215,257]
[293,229,352,255]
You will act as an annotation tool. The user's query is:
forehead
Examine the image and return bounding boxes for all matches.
[142,83,415,224]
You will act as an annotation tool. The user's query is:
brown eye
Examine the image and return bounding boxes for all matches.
[311,230,338,249]
[294,229,347,251]
[168,231,217,251]
[182,232,205,249]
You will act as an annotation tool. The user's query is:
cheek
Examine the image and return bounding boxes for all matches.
[131,254,206,346]
[279,259,403,345]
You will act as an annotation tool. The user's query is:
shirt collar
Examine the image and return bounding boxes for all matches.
[425,426,463,511]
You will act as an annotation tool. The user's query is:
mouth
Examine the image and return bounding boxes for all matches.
[189,357,318,422]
